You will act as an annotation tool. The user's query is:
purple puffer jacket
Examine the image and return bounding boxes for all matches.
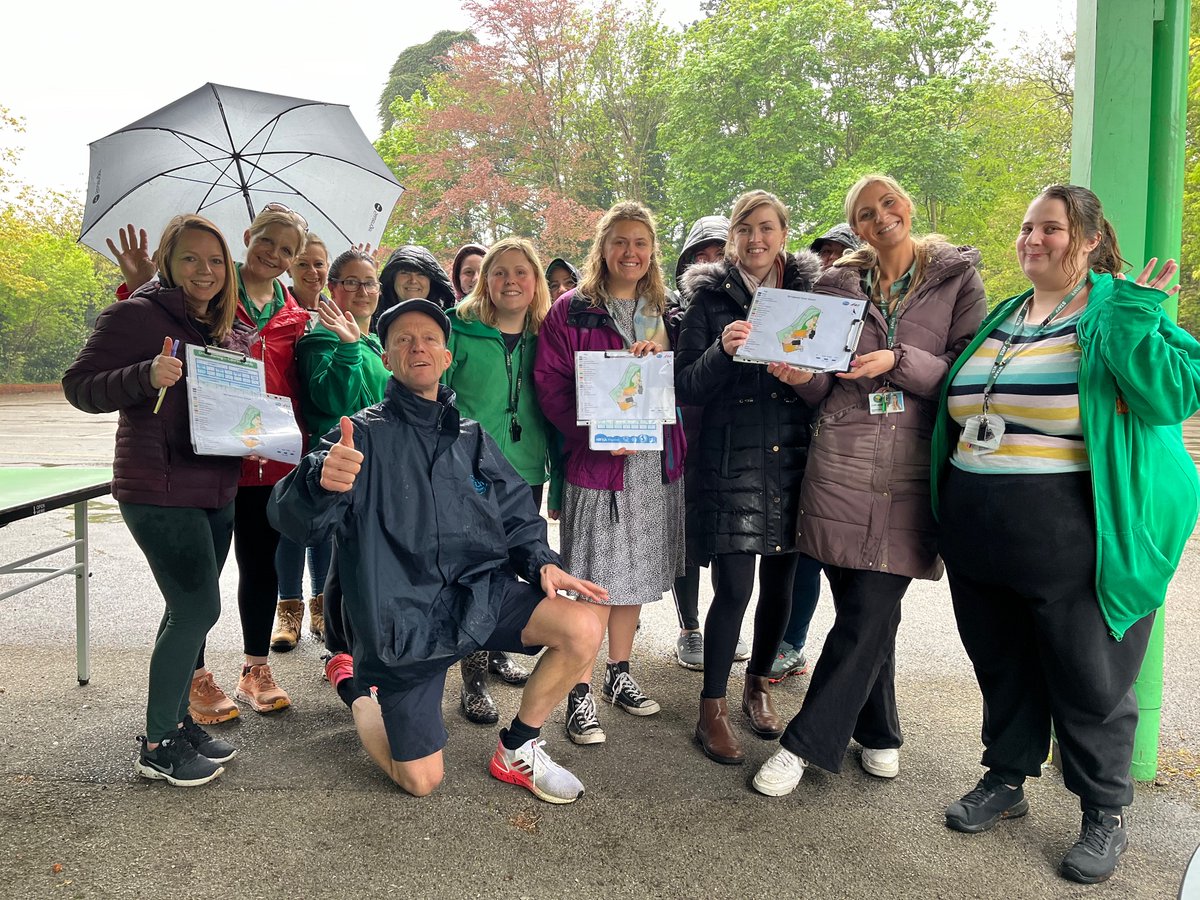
[534,290,685,491]
[63,283,251,508]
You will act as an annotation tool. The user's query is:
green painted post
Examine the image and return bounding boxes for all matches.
[1071,0,1191,782]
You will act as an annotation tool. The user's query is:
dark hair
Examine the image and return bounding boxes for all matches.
[1037,184,1127,279]
[329,249,376,282]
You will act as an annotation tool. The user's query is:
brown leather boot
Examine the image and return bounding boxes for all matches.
[743,674,785,738]
[696,697,744,765]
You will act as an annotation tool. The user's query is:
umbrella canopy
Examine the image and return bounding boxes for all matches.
[79,83,403,263]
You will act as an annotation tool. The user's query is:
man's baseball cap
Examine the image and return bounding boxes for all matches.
[376,299,451,344]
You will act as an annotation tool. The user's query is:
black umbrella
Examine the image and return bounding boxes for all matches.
[80,83,403,261]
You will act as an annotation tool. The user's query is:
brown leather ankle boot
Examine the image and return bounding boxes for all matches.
[696,697,744,765]
[743,674,785,738]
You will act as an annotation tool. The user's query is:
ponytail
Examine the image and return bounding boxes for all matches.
[1088,219,1127,277]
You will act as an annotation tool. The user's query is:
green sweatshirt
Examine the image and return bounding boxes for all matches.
[296,325,389,448]
[444,309,550,485]
[932,273,1200,639]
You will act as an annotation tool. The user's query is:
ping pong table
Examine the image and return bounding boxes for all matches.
[0,467,113,684]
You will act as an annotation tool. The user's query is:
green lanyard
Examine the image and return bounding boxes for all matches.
[870,276,908,350]
[980,278,1087,413]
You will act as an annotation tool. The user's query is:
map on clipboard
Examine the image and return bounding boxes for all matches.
[185,345,304,464]
[574,351,676,424]
[735,288,868,372]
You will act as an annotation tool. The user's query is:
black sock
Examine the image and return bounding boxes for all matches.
[501,715,540,750]
[335,678,360,709]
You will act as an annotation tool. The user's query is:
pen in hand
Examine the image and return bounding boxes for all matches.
[152,338,181,415]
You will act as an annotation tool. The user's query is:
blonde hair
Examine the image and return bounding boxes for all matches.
[154,215,239,340]
[578,201,667,316]
[298,232,327,260]
[726,190,789,262]
[246,208,307,257]
[838,174,945,296]
[456,237,552,334]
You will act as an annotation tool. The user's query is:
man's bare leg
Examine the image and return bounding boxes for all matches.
[515,594,604,727]
[350,696,444,797]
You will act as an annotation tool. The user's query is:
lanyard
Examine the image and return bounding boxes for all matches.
[504,332,525,416]
[869,276,907,350]
[980,278,1087,413]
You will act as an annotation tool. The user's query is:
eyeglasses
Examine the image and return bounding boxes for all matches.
[331,278,380,293]
[260,202,309,232]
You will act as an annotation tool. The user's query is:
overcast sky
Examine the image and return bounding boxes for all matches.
[1,0,1072,196]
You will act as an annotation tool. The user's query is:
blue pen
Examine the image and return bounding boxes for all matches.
[152,339,181,415]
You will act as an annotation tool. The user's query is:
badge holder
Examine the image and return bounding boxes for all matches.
[962,413,1005,454]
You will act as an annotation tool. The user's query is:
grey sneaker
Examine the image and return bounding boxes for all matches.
[675,631,704,670]
[769,642,809,683]
[733,635,751,662]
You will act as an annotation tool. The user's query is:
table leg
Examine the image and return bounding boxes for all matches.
[75,500,90,685]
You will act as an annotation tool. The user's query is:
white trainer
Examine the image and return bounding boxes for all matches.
[752,746,807,796]
[860,747,900,778]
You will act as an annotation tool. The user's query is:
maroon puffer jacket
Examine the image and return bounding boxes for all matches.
[63,283,250,508]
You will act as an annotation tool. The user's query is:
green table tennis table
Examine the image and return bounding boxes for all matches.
[0,467,113,684]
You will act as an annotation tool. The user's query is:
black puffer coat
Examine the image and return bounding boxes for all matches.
[675,252,821,561]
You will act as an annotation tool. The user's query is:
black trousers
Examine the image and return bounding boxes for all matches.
[701,553,798,698]
[939,467,1154,812]
[780,565,908,772]
[233,485,283,658]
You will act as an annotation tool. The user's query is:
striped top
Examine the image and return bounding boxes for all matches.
[947,305,1089,474]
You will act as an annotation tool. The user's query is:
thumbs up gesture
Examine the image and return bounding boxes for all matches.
[150,336,183,389]
[320,416,364,492]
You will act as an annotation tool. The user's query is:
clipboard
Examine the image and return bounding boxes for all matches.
[734,288,868,373]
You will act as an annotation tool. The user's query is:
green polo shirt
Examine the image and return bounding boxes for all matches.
[236,263,286,329]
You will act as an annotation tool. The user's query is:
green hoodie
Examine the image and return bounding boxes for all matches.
[932,273,1200,639]
[444,308,550,485]
[296,325,389,448]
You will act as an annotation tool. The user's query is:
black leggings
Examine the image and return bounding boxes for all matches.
[121,502,234,741]
[701,553,797,698]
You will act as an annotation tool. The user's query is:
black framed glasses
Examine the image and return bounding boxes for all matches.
[260,202,309,232]
[330,278,380,293]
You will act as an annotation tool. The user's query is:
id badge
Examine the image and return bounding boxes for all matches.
[962,413,1005,454]
[868,390,905,415]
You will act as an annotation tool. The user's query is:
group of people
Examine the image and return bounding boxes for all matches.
[62,173,1200,886]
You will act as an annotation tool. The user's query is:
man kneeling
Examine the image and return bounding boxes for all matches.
[269,299,606,802]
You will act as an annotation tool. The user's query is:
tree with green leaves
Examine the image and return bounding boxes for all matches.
[377,30,476,131]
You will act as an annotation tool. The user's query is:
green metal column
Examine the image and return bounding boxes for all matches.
[1071,0,1191,782]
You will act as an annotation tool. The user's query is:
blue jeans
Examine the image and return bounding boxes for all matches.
[275,534,332,600]
[782,553,823,649]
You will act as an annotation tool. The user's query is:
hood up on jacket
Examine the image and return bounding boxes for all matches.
[451,243,487,299]
[545,257,581,281]
[674,215,731,285]
[810,223,861,255]
[378,245,457,319]
[681,250,822,302]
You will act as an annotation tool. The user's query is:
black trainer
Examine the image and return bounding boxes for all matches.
[135,732,224,787]
[1060,809,1127,884]
[945,772,1029,834]
[566,686,606,745]
[601,662,660,716]
[180,715,238,763]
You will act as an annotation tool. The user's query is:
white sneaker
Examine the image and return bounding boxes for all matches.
[752,746,806,796]
[860,747,900,778]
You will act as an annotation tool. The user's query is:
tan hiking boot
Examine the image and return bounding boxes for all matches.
[188,670,240,725]
[308,593,324,641]
[234,664,291,713]
[270,600,305,651]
